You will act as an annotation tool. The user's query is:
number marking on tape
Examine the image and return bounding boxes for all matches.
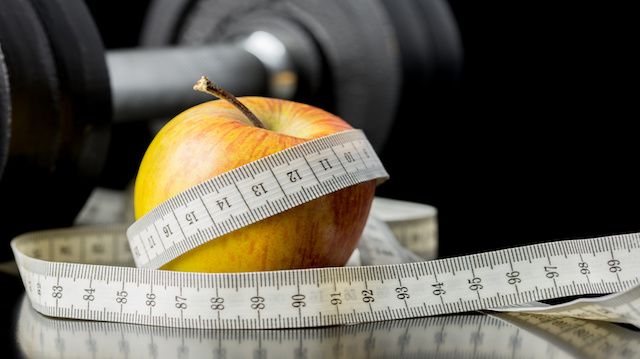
[12,226,640,329]
[9,130,640,330]
[127,130,387,269]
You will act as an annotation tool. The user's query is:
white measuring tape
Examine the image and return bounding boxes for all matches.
[9,129,640,330]
[127,129,387,269]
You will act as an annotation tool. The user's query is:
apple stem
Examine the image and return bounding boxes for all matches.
[193,76,266,129]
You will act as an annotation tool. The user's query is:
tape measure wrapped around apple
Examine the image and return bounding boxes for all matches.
[133,77,384,272]
[13,79,640,331]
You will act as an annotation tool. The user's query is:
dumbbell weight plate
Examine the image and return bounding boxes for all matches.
[0,0,63,253]
[141,0,401,151]
[0,47,9,180]
[412,0,463,84]
[0,0,110,256]
[373,0,462,203]
[380,0,462,91]
[29,0,112,187]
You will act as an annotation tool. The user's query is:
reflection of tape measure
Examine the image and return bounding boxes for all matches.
[9,130,640,330]
[16,294,640,359]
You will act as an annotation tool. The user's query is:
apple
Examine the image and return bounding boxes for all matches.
[133,77,376,272]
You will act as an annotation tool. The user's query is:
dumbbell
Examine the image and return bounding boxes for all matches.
[0,0,461,256]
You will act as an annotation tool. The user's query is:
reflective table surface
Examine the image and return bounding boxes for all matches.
[3,189,640,358]
[3,270,640,359]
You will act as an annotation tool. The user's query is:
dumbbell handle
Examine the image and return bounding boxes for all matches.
[107,32,300,122]
[107,45,265,122]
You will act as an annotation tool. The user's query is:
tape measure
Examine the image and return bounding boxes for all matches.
[126,129,387,269]
[9,130,640,330]
[369,197,437,259]
[16,295,640,359]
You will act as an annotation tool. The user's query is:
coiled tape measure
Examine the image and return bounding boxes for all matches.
[9,130,640,330]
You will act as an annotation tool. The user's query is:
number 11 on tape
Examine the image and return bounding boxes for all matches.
[9,130,640,329]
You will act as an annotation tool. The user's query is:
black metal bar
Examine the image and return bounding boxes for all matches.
[107,45,268,122]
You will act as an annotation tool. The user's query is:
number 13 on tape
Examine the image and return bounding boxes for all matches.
[9,129,640,329]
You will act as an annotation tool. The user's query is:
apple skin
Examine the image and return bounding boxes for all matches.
[134,97,376,272]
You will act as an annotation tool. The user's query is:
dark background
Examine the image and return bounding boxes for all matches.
[2,2,639,356]
[83,0,640,257]
[380,0,639,256]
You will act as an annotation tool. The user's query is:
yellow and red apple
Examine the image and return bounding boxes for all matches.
[134,78,376,272]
